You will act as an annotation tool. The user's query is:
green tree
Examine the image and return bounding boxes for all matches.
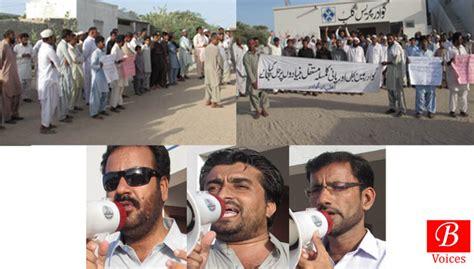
[140,7,217,39]
[235,21,269,45]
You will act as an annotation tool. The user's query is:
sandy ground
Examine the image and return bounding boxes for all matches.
[237,87,474,145]
[0,71,236,145]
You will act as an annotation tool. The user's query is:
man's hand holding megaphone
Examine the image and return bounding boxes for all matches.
[187,231,216,269]
[297,231,333,269]
[86,240,108,269]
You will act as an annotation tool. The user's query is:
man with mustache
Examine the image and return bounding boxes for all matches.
[86,146,186,269]
[298,151,385,269]
[188,148,288,268]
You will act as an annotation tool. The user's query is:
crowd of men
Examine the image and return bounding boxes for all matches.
[0,26,234,134]
[235,26,473,119]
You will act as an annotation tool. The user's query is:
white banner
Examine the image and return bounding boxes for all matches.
[257,55,382,93]
[408,56,442,86]
[100,55,119,84]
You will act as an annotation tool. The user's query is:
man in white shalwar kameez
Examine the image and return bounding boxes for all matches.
[267,33,283,94]
[366,35,384,87]
[82,27,98,104]
[347,37,366,63]
[382,34,407,116]
[56,29,74,122]
[445,32,470,117]
[178,29,192,79]
[14,33,34,102]
[89,36,109,120]
[37,29,60,134]
[110,34,127,112]
[233,38,247,97]
[193,27,207,79]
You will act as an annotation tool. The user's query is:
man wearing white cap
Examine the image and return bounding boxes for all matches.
[193,26,207,79]
[347,37,366,63]
[366,35,383,64]
[179,29,192,79]
[37,29,61,134]
[382,33,407,117]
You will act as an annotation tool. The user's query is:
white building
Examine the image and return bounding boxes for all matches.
[274,0,430,39]
[428,0,474,35]
[25,0,118,34]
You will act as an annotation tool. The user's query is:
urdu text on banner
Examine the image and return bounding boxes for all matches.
[257,55,383,93]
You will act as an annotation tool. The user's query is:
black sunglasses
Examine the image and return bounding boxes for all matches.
[103,167,160,192]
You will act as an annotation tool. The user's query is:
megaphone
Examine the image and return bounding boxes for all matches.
[87,200,127,240]
[289,208,333,269]
[186,191,224,255]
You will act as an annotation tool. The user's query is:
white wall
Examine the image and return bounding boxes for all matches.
[274,0,428,38]
[26,0,77,19]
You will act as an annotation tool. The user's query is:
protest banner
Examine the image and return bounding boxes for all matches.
[122,54,136,78]
[100,54,119,83]
[257,55,382,93]
[452,55,474,84]
[408,56,442,86]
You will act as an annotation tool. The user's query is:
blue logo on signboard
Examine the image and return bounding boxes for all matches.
[322,7,336,23]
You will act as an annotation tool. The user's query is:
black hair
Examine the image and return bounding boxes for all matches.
[61,29,73,39]
[305,151,374,189]
[453,32,463,42]
[101,146,170,181]
[88,27,97,33]
[116,34,125,43]
[199,148,284,228]
[110,30,118,36]
[135,45,141,51]
[3,29,14,39]
[126,32,133,38]
[19,33,29,39]
[95,35,105,45]
[273,37,280,43]
[196,26,202,32]
[210,32,218,40]
[162,32,168,37]
[144,35,150,41]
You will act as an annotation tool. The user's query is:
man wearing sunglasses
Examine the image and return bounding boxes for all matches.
[188,148,289,269]
[86,146,186,269]
[298,151,385,269]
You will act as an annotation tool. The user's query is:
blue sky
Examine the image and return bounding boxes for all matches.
[238,0,333,30]
[0,0,236,27]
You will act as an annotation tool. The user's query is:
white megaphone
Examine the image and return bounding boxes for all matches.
[187,191,224,255]
[289,208,333,269]
[87,200,127,240]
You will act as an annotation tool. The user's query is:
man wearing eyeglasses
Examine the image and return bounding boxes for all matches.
[86,146,186,269]
[298,151,385,269]
[188,148,289,269]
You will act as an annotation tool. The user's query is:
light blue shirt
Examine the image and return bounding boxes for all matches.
[104,218,185,269]
[414,48,434,57]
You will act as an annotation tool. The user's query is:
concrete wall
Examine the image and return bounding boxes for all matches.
[274,0,428,39]
[76,0,117,34]
[447,0,474,34]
